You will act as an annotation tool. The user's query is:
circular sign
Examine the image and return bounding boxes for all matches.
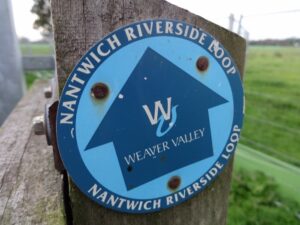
[56,19,244,213]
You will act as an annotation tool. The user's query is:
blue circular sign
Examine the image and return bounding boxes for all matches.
[56,19,244,213]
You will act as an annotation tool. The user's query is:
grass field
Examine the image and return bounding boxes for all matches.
[20,43,54,87]
[25,71,53,88]
[228,46,300,223]
[229,167,300,225]
[20,43,54,56]
[230,143,300,224]
[235,144,300,203]
[241,46,300,166]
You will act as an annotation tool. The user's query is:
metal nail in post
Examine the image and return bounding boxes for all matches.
[44,86,52,98]
[32,115,45,135]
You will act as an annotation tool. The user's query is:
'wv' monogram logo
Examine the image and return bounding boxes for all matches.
[142,97,178,137]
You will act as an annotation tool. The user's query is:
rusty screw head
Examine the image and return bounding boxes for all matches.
[91,83,109,100]
[167,176,181,191]
[196,56,209,72]
[32,115,45,135]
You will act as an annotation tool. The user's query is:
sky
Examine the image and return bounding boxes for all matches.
[11,0,300,41]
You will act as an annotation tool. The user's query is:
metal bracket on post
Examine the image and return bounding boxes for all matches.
[33,79,65,173]
[44,101,65,173]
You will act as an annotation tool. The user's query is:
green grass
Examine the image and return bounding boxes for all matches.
[228,143,300,224]
[234,144,300,203]
[241,46,300,166]
[20,43,54,56]
[25,71,53,88]
[228,169,300,225]
[20,43,54,88]
[228,46,300,224]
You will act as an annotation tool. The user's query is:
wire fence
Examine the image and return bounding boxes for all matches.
[226,9,300,40]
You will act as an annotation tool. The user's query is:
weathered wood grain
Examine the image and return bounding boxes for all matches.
[0,81,66,225]
[51,0,246,224]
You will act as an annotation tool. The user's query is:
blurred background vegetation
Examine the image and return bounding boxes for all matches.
[229,45,300,224]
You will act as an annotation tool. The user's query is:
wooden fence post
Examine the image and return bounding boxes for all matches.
[51,1,246,224]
